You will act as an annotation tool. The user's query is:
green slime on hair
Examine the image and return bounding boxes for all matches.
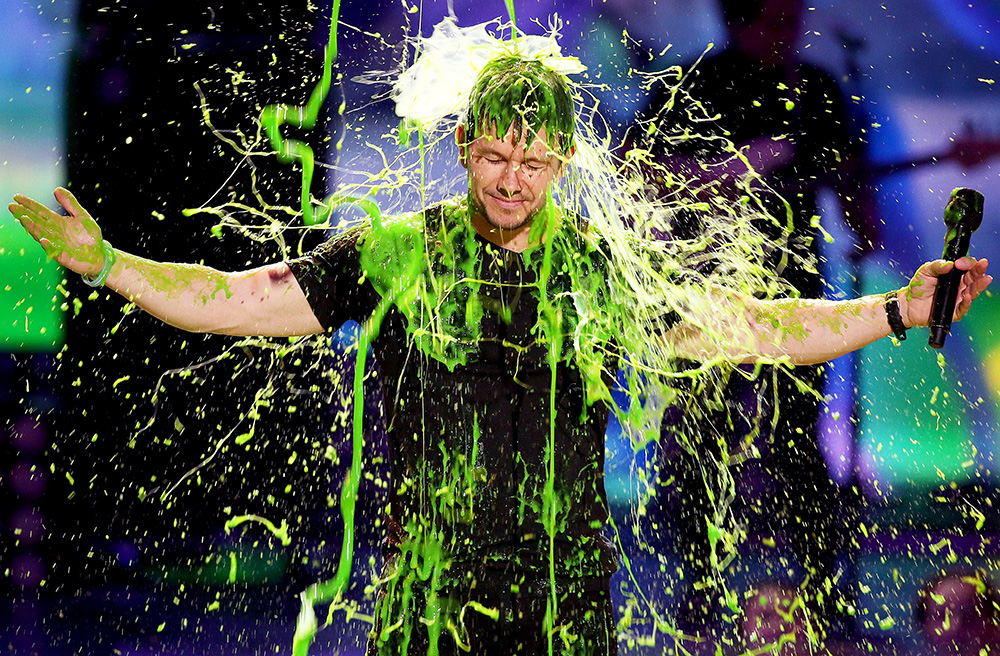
[181,4,829,654]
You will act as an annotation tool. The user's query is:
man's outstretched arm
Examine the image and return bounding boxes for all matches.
[667,257,992,365]
[9,188,324,337]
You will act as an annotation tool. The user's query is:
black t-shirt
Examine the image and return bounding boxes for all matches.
[288,206,619,584]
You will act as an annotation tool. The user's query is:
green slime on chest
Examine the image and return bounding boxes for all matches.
[240,2,804,654]
[293,186,636,656]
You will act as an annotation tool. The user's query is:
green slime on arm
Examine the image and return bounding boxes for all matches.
[182,3,826,653]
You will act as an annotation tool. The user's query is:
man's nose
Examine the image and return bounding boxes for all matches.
[498,161,523,195]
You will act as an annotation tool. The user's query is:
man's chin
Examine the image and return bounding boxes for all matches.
[483,212,531,233]
[467,195,535,233]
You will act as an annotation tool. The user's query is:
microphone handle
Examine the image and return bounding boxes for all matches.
[928,267,964,348]
[928,224,973,348]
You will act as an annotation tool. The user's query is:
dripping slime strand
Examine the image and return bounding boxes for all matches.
[292,210,420,656]
[260,0,342,226]
[503,0,517,34]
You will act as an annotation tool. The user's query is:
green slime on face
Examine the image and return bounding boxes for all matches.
[211,4,824,654]
[468,56,576,158]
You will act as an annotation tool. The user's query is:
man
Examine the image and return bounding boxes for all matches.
[9,53,991,656]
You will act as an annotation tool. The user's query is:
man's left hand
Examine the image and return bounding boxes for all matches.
[898,256,992,328]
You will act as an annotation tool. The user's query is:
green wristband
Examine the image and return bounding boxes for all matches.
[82,240,116,288]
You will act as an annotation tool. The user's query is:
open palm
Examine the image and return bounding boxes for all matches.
[8,187,106,276]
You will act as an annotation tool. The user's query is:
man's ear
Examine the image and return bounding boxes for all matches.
[456,124,468,169]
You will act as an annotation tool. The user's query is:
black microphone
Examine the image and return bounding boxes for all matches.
[928,188,984,349]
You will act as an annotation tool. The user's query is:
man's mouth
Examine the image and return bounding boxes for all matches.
[488,194,525,209]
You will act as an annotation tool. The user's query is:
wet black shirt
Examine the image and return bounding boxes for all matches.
[288,212,619,584]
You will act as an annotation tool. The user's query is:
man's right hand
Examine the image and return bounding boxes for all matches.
[10,187,324,337]
[9,187,107,277]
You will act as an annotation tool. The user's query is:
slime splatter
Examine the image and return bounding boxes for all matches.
[260,0,343,227]
[273,12,803,656]
[116,3,817,656]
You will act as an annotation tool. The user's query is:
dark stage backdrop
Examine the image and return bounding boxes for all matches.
[2,0,999,653]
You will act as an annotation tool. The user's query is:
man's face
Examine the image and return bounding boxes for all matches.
[461,124,566,234]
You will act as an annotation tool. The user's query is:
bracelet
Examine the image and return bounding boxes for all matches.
[884,290,908,341]
[81,240,116,288]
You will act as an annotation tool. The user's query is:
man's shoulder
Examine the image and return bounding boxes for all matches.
[361,197,467,248]
[358,196,475,287]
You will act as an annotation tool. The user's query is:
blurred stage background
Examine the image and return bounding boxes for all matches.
[2,0,1000,654]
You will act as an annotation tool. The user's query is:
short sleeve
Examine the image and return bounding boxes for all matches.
[286,223,379,331]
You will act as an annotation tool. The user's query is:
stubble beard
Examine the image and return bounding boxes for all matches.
[468,191,542,235]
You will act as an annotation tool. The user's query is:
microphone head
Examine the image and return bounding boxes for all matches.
[943,187,984,231]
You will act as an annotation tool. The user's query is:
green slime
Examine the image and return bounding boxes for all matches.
[261,0,343,226]
[184,3,822,655]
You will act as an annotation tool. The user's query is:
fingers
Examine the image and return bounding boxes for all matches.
[12,189,88,223]
[952,255,982,272]
[959,258,990,289]
[927,256,984,273]
[921,256,987,284]
[954,264,993,321]
[54,187,87,217]
[967,273,993,298]
[11,193,55,218]
[10,195,76,260]
[37,237,62,260]
[13,211,45,242]
[10,194,60,230]
[9,202,47,234]
[913,260,955,290]
[11,210,58,260]
[8,201,26,220]
[917,259,954,281]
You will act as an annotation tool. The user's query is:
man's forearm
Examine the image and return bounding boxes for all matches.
[665,288,899,366]
[673,255,991,367]
[104,250,249,333]
[750,294,894,365]
[753,256,992,364]
[103,250,319,336]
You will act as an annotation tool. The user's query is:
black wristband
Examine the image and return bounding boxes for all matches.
[884,291,908,341]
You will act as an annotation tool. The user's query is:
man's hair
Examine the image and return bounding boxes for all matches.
[466,55,575,155]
